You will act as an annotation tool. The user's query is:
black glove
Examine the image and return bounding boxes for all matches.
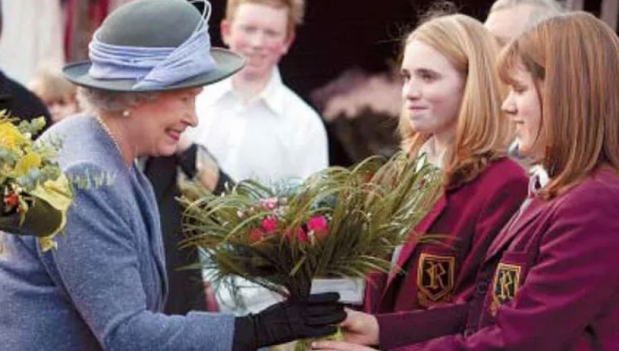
[232,292,346,351]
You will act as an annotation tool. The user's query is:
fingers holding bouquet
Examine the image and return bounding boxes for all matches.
[181,152,441,350]
[338,309,379,346]
[233,292,346,351]
[312,340,378,351]
[312,310,380,351]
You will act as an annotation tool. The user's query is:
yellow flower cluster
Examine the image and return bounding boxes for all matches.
[0,121,26,149]
[1,113,73,251]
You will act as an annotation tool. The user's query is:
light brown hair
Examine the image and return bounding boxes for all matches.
[399,14,511,188]
[225,0,304,38]
[497,12,619,199]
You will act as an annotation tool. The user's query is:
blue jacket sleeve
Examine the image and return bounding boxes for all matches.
[48,163,235,351]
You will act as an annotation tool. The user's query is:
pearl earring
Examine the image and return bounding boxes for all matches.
[122,110,131,117]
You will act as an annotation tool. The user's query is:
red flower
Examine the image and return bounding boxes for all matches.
[261,216,278,233]
[249,228,265,242]
[297,227,308,243]
[4,193,19,208]
[307,216,329,239]
[284,226,308,243]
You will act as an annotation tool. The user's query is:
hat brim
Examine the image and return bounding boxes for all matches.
[63,48,244,92]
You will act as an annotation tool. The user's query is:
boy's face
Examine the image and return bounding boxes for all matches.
[222,2,294,81]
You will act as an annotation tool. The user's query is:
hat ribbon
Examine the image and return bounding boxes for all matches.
[88,0,216,90]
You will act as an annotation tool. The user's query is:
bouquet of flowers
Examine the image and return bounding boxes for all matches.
[180,152,442,301]
[0,112,73,251]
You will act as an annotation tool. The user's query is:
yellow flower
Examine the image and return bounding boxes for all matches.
[0,122,27,149]
[13,152,42,177]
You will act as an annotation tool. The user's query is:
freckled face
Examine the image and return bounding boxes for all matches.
[222,3,293,81]
[400,39,464,136]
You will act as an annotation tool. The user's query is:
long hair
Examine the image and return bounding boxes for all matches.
[497,12,619,199]
[399,14,510,187]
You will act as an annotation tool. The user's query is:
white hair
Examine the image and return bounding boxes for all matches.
[77,87,158,114]
[489,0,565,30]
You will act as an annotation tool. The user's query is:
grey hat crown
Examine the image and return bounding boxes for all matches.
[97,0,201,48]
[63,0,244,92]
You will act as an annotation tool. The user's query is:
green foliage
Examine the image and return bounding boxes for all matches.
[180,152,442,300]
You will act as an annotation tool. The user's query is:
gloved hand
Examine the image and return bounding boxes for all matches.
[232,292,346,351]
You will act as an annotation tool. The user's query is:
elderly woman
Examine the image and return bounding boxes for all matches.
[0,1,344,351]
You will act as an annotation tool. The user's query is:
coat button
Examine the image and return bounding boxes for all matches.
[463,328,475,338]
[476,281,489,294]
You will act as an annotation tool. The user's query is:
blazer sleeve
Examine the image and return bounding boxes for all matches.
[48,163,235,351]
[389,183,619,351]
[377,303,469,350]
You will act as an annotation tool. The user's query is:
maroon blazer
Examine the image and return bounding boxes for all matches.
[379,167,619,351]
[365,157,527,314]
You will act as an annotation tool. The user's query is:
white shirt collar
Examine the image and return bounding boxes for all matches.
[200,68,286,116]
[529,165,550,195]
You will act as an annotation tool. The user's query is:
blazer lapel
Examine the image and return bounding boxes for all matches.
[382,194,448,295]
[485,197,545,261]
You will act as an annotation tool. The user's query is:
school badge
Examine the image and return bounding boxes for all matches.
[490,263,522,316]
[417,253,455,307]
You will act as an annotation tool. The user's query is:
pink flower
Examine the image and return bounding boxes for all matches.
[260,197,279,210]
[307,216,329,239]
[297,227,309,243]
[249,228,265,242]
[284,227,308,243]
[261,216,278,233]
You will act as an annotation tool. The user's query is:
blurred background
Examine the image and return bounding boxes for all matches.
[0,0,613,165]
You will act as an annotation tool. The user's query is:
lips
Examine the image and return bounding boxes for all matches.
[166,128,183,142]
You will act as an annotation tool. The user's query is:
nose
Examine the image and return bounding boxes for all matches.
[248,31,266,49]
[501,92,516,115]
[402,79,421,101]
[186,109,198,128]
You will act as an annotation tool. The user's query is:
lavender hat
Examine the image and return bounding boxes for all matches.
[63,0,244,92]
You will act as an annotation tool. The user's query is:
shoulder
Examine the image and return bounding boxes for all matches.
[538,169,619,262]
[43,115,125,171]
[472,157,528,191]
[553,168,619,217]
[279,83,322,121]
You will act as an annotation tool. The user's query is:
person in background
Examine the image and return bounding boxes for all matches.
[184,0,330,317]
[362,12,527,323]
[28,64,79,123]
[315,11,619,351]
[484,0,564,167]
[185,0,328,184]
[0,0,52,137]
[0,1,345,350]
[484,0,564,47]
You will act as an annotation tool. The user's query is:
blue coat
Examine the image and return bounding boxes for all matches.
[0,115,235,351]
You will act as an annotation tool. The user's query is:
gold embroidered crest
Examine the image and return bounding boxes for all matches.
[417,253,455,307]
[490,263,521,316]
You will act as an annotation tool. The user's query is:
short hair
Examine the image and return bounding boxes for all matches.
[29,65,76,104]
[77,87,158,114]
[497,12,619,199]
[399,14,511,187]
[225,0,304,37]
[490,0,564,26]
